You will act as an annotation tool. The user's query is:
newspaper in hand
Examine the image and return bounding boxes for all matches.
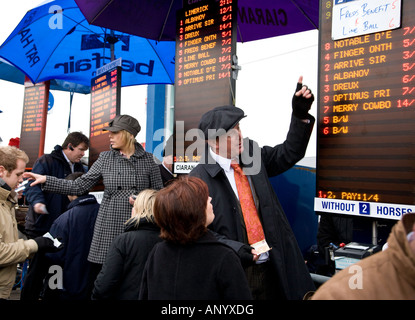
[43,232,62,248]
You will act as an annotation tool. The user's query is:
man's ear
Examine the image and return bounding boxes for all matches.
[0,165,5,177]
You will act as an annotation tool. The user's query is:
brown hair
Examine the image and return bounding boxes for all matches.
[62,131,89,149]
[154,176,209,244]
[0,146,29,172]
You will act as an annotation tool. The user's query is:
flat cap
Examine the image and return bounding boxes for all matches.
[198,105,246,139]
[103,114,141,137]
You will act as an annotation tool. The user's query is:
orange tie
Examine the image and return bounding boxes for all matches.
[231,163,265,245]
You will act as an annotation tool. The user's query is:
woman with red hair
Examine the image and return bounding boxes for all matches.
[139,176,252,300]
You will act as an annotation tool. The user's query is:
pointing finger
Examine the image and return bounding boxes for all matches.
[295,75,304,95]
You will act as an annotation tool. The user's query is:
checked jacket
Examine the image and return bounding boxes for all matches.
[42,143,163,264]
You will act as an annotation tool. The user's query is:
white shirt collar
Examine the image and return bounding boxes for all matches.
[209,148,233,172]
[62,150,74,172]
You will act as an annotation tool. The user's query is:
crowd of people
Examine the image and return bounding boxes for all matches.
[1,77,414,301]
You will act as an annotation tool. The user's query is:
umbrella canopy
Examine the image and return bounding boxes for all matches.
[0,0,175,89]
[75,0,319,42]
[0,57,91,93]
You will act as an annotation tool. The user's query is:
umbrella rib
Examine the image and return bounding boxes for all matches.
[146,39,174,84]
[158,0,175,42]
[289,0,318,29]
[237,24,244,43]
[0,7,56,49]
[34,15,95,84]
[63,13,102,36]
[33,4,106,83]
[90,0,115,24]
[33,31,71,84]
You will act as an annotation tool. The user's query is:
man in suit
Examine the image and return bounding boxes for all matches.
[25,132,89,238]
[190,76,316,300]
[22,132,89,300]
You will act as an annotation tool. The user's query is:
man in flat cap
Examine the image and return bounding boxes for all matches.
[190,76,315,300]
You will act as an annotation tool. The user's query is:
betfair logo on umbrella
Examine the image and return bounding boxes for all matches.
[54,52,155,77]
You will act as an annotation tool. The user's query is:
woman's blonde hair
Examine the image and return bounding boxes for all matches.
[126,189,158,227]
[118,130,136,155]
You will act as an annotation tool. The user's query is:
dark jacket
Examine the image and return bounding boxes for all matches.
[46,194,99,300]
[25,145,86,237]
[139,231,252,300]
[92,218,161,300]
[159,164,174,186]
[190,115,316,300]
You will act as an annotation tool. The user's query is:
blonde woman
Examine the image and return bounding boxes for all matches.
[24,115,163,278]
[91,189,161,300]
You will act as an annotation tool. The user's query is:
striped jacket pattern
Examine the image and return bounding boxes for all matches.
[43,143,163,264]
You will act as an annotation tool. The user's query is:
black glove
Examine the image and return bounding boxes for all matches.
[292,81,314,119]
[237,244,256,267]
[33,236,60,253]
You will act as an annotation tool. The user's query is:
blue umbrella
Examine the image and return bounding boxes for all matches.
[0,0,175,89]
[0,57,91,93]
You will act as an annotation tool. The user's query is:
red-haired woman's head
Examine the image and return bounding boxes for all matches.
[154,176,214,244]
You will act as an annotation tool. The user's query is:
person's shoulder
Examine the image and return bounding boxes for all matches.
[189,163,203,174]
[143,150,157,161]
[33,152,55,165]
[312,250,390,300]
[189,161,212,177]
[199,232,235,254]
[51,207,71,227]
[95,150,115,162]
[99,150,113,157]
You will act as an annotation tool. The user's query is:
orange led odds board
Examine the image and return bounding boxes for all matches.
[89,66,121,167]
[315,0,415,220]
[19,78,50,169]
[173,0,237,173]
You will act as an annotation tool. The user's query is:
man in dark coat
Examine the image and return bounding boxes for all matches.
[46,172,99,300]
[21,132,89,300]
[25,132,89,238]
[189,76,316,300]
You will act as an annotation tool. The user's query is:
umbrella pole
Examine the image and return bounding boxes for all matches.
[67,90,74,133]
[110,30,115,61]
